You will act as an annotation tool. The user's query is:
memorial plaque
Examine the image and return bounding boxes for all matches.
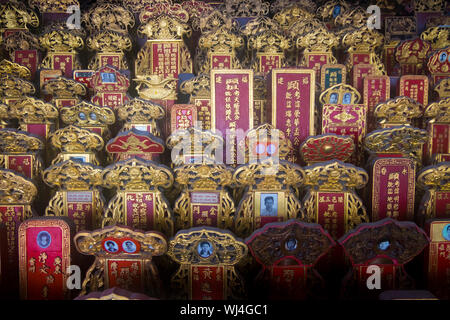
[167,228,247,300]
[268,69,315,160]
[18,217,75,300]
[75,225,167,297]
[352,64,374,95]
[304,52,333,79]
[14,50,38,79]
[339,218,429,299]
[399,75,429,106]
[258,54,282,74]
[73,70,95,90]
[321,64,346,90]
[43,160,104,232]
[211,69,253,165]
[102,157,174,237]
[170,104,197,133]
[371,158,416,221]
[364,75,390,132]
[426,219,450,299]
[427,48,450,85]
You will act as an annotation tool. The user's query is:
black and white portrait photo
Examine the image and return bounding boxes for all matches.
[260,194,278,217]
[36,231,51,249]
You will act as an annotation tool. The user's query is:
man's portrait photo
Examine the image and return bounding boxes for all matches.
[36,231,51,249]
[122,240,137,253]
[197,241,213,258]
[260,194,278,217]
[443,224,450,241]
[439,52,447,63]
[285,238,297,251]
[342,92,351,104]
[105,240,119,253]
[329,92,338,104]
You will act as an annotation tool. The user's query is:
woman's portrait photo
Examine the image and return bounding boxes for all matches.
[36,231,51,249]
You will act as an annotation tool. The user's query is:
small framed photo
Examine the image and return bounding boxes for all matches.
[260,193,278,217]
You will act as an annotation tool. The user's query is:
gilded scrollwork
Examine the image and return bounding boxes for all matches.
[198,10,239,34]
[334,6,370,28]
[220,0,270,17]
[395,38,432,72]
[179,74,210,98]
[0,74,35,99]
[0,168,37,204]
[42,76,86,98]
[43,159,103,191]
[2,30,40,55]
[364,125,428,165]
[39,28,84,53]
[0,2,39,32]
[374,96,424,127]
[49,125,104,153]
[424,97,450,123]
[414,0,444,12]
[0,59,31,80]
[9,97,58,124]
[303,160,368,192]
[82,3,135,34]
[434,78,450,99]
[273,4,314,30]
[28,0,80,13]
[0,128,43,153]
[316,1,351,23]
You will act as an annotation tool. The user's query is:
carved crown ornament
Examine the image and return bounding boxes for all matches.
[82,3,135,34]
[270,0,317,14]
[334,6,370,29]
[248,30,292,54]
[421,26,450,50]
[39,28,84,53]
[424,97,450,123]
[240,16,282,37]
[167,227,247,266]
[198,10,239,34]
[28,0,80,13]
[122,0,168,14]
[139,2,189,24]
[374,96,424,126]
[0,2,39,32]
[75,224,167,258]
[0,168,37,204]
[2,30,40,54]
[239,124,294,163]
[174,163,233,191]
[198,25,245,53]
[179,74,211,98]
[303,160,368,192]
[341,26,384,52]
[138,14,191,41]
[316,0,352,23]
[166,127,224,166]
[296,28,340,53]
[0,128,44,153]
[287,18,328,40]
[300,134,355,165]
[86,30,132,53]
[273,4,314,30]
[434,78,450,99]
[117,98,165,123]
[364,125,429,163]
[181,0,214,32]
[246,219,335,266]
[42,76,86,98]
[220,0,270,18]
[414,0,445,12]
[339,218,429,265]
[395,38,432,66]
[417,162,450,191]
[0,59,31,80]
[42,159,103,191]
[427,47,450,75]
[0,103,8,122]
[9,97,58,124]
[319,83,361,105]
[0,74,35,98]
[233,159,305,191]
[60,101,116,127]
[49,125,104,153]
[102,157,173,192]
